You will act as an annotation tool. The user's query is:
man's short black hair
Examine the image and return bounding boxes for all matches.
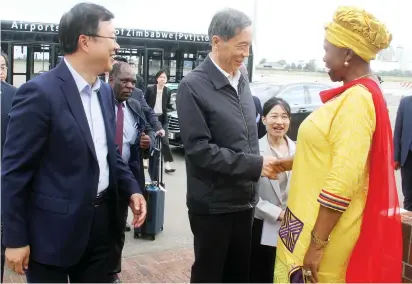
[58,3,114,55]
[110,62,130,78]
[113,56,128,63]
[0,51,9,67]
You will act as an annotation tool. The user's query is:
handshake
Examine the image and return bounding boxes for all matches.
[261,156,293,180]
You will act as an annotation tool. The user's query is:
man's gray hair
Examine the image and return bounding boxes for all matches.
[208,8,252,42]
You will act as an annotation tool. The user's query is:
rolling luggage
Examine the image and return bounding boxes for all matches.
[134,136,165,241]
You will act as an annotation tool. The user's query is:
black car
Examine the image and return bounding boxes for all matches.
[250,82,332,141]
[167,81,332,147]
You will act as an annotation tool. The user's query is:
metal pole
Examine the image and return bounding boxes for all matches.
[252,0,258,82]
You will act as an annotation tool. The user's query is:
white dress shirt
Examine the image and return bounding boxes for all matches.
[209,54,242,92]
[115,102,138,163]
[154,89,163,115]
[64,58,110,194]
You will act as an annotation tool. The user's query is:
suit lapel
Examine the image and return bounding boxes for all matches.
[59,70,97,161]
[162,87,168,112]
[98,88,116,165]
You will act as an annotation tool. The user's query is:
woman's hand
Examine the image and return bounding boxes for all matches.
[278,210,285,221]
[302,242,324,283]
[279,156,294,171]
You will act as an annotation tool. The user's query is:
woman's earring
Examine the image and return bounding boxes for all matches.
[344,61,349,67]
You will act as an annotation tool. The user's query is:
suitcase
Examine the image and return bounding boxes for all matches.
[134,136,165,241]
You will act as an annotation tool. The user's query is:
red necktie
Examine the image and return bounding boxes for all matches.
[115,102,124,154]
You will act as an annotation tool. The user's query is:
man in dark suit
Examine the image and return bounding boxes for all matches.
[131,88,163,135]
[394,95,412,210]
[252,96,266,139]
[0,51,17,284]
[0,52,16,154]
[107,62,155,282]
[1,3,146,282]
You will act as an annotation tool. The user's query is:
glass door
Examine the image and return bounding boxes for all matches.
[116,47,145,77]
[11,45,29,87]
[30,44,51,79]
[144,48,164,86]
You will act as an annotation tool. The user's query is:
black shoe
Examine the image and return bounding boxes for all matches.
[125,223,131,232]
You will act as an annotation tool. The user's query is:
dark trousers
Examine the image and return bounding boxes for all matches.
[108,200,129,276]
[249,218,276,283]
[26,200,111,283]
[402,151,412,211]
[188,208,254,283]
[158,115,173,163]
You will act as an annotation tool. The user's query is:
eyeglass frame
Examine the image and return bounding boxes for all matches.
[83,34,117,42]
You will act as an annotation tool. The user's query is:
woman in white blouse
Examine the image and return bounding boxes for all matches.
[249,97,296,283]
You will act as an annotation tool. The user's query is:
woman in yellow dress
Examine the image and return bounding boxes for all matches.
[273,6,402,283]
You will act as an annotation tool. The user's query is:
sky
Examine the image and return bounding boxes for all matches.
[0,0,410,64]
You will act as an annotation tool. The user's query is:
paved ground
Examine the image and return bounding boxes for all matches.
[3,247,194,283]
[3,86,407,283]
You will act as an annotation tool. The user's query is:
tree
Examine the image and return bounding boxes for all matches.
[277,59,287,66]
[291,63,297,70]
[305,60,317,72]
[259,58,267,64]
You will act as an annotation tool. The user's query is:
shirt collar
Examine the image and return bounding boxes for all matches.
[64,58,101,93]
[209,53,241,82]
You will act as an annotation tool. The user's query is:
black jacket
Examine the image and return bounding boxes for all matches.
[253,96,267,139]
[176,55,263,214]
[123,98,156,187]
[135,74,145,93]
[145,84,172,119]
[131,88,162,131]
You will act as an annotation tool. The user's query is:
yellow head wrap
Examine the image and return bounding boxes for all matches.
[325,6,392,62]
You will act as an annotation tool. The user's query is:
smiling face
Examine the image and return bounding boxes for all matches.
[78,20,119,74]
[263,104,291,140]
[212,26,252,74]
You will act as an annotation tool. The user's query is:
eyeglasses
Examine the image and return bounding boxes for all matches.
[0,66,7,72]
[84,34,117,42]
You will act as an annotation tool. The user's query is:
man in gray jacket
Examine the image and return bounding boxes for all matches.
[177,8,278,283]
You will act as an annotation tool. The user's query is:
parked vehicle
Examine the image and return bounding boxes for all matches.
[167,81,332,147]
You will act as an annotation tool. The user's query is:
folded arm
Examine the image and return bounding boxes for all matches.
[256,196,283,223]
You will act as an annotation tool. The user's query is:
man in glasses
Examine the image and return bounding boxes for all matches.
[1,3,146,282]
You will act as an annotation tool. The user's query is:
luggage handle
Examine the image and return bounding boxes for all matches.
[153,135,164,186]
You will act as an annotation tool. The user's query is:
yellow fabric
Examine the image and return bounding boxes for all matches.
[273,85,376,283]
[325,6,392,62]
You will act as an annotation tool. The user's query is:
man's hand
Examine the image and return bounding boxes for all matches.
[129,193,147,228]
[261,156,282,180]
[395,161,401,171]
[6,246,30,275]
[156,129,165,137]
[140,133,151,149]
